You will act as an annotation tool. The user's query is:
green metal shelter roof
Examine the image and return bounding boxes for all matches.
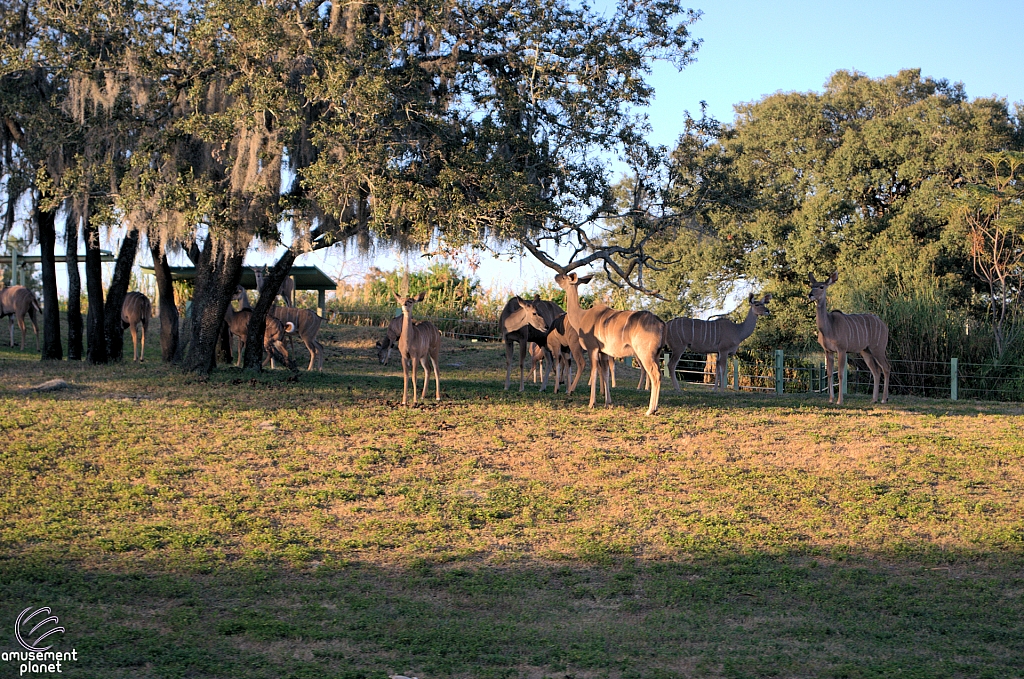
[139,265,336,291]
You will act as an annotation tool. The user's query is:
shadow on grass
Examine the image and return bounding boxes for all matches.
[1,550,1022,679]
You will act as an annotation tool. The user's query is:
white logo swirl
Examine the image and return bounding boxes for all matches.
[15,607,65,652]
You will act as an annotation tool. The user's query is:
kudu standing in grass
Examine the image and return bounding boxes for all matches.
[808,272,890,405]
[545,313,585,394]
[499,296,553,391]
[0,277,41,351]
[555,273,665,416]
[394,292,441,405]
[656,294,773,391]
[376,315,403,365]
[121,292,152,362]
[225,287,294,368]
[271,306,324,371]
[252,265,295,307]
[528,342,546,383]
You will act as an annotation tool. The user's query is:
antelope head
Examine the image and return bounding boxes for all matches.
[375,337,392,365]
[512,296,548,333]
[553,272,594,292]
[807,272,839,304]
[394,291,426,313]
[748,292,773,317]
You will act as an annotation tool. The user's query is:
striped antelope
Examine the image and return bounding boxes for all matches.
[375,315,403,365]
[270,306,324,371]
[0,278,41,352]
[554,272,665,416]
[659,294,772,391]
[121,292,152,362]
[808,272,890,405]
[252,265,295,307]
[499,296,552,392]
[226,286,294,368]
[394,292,441,405]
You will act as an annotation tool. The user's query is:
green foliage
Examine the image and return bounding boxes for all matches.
[646,69,1023,357]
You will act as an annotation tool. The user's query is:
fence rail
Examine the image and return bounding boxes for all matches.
[328,306,1024,402]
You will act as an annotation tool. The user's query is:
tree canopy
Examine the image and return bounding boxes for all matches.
[643,69,1023,350]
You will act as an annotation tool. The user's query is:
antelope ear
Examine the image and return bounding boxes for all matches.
[828,271,839,285]
[567,273,578,283]
[533,294,541,301]
[808,272,817,284]
[393,292,403,304]
[578,275,594,285]
[285,322,295,333]
[414,291,426,302]
[763,293,773,303]
[748,293,754,303]
[375,341,382,349]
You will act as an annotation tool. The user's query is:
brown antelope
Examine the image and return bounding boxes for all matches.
[528,342,546,383]
[270,306,324,371]
[121,292,152,362]
[808,272,890,405]
[375,315,403,365]
[657,294,773,391]
[394,292,441,405]
[225,286,294,368]
[545,313,585,394]
[499,296,553,391]
[554,273,665,416]
[0,279,40,351]
[252,265,295,307]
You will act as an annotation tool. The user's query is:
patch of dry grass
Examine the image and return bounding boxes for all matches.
[1,321,1023,677]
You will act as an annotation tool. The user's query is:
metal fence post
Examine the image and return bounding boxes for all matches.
[733,357,740,391]
[775,349,784,395]
[663,352,670,378]
[845,360,850,395]
[951,357,958,401]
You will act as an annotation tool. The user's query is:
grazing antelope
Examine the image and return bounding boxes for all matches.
[121,292,152,362]
[0,279,41,352]
[555,273,665,416]
[394,292,441,405]
[252,265,295,307]
[528,342,546,383]
[376,315,403,365]
[808,272,890,405]
[271,306,324,371]
[499,296,552,391]
[657,294,773,391]
[225,286,294,368]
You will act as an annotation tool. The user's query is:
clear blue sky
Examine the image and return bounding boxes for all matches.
[642,0,1024,150]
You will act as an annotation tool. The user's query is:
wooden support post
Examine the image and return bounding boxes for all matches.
[318,289,326,320]
[842,356,849,396]
[733,357,740,390]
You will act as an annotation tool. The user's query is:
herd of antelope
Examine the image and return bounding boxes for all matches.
[2,265,888,412]
[0,265,326,372]
[376,271,890,413]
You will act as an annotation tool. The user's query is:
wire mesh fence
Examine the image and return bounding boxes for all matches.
[328,306,1024,402]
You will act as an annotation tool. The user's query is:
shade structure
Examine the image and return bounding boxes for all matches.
[139,265,335,318]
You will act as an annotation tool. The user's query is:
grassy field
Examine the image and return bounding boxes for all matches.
[1,320,1023,678]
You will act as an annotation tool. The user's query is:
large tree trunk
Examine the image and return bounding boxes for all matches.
[83,218,107,364]
[181,235,244,376]
[242,249,297,372]
[37,205,63,360]
[65,213,83,361]
[103,228,140,362]
[149,237,180,362]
